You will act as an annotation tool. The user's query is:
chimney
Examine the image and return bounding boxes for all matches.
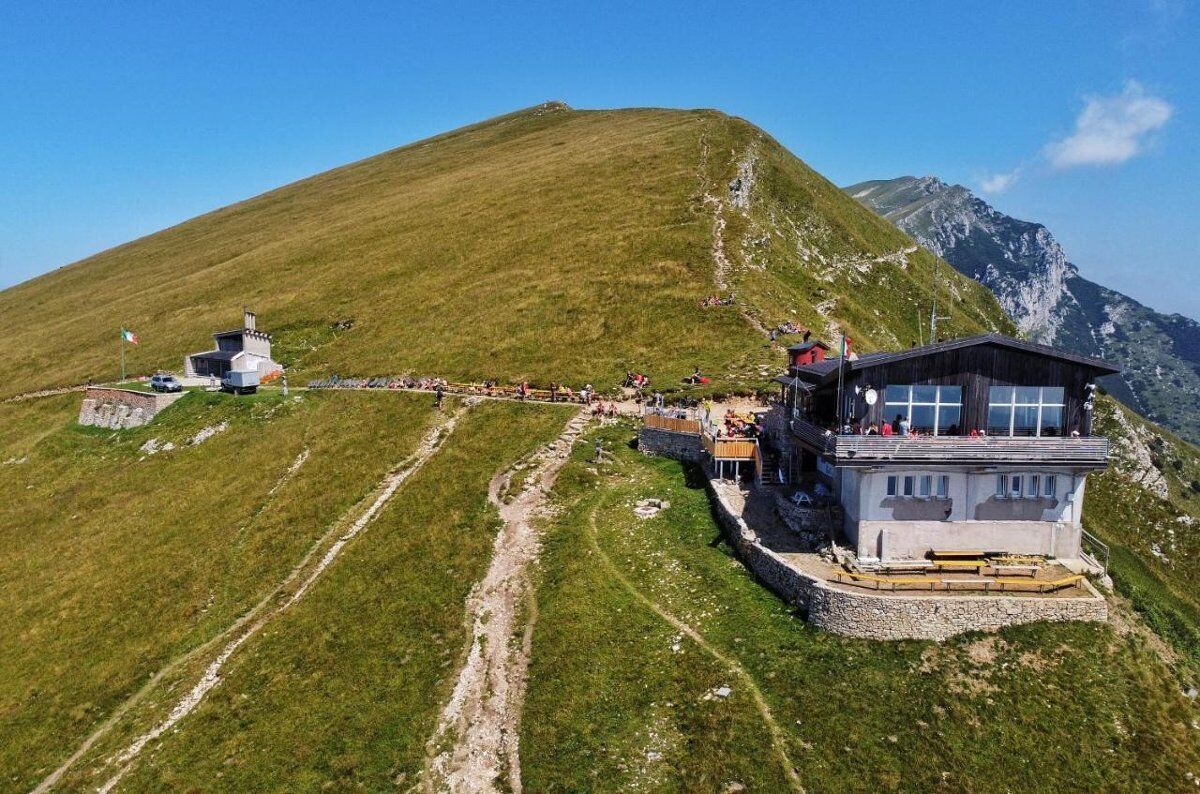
[244,308,256,331]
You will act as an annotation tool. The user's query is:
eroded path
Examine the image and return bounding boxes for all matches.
[423,409,589,793]
[36,405,467,794]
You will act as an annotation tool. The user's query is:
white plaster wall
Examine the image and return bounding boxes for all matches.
[858,519,1081,560]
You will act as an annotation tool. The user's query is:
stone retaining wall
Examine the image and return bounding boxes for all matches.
[78,387,185,429]
[638,426,703,462]
[704,477,1107,641]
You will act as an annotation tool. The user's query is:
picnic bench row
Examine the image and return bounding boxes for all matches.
[831,570,1084,594]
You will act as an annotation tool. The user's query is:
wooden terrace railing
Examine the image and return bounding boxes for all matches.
[643,412,702,435]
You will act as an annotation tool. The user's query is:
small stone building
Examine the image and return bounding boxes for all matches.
[184,309,282,379]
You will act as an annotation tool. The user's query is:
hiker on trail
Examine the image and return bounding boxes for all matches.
[518,381,529,401]
[769,329,776,343]
[435,383,445,409]
[594,439,604,462]
[583,384,593,405]
[549,382,558,403]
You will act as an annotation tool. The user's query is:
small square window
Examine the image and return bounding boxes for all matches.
[886,475,897,497]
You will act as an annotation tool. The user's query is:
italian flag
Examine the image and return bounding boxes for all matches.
[120,328,139,345]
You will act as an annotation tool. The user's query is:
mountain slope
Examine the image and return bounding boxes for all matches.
[0,106,1008,399]
[846,176,1200,443]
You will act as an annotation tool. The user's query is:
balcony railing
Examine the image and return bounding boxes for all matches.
[790,417,1109,468]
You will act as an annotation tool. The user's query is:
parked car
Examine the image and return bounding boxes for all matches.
[149,373,182,393]
[221,370,260,395]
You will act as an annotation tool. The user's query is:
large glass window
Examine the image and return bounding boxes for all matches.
[884,385,963,435]
[987,386,1065,437]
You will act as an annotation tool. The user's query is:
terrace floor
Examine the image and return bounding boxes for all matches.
[712,480,1094,599]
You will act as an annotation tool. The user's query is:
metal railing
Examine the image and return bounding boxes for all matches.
[1080,528,1110,575]
[789,418,1110,467]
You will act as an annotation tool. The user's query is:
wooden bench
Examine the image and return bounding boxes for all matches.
[990,564,1040,578]
[931,549,986,560]
[876,561,935,575]
[933,560,986,574]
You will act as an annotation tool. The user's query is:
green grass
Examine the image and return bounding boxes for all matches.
[1085,398,1200,683]
[521,422,1200,791]
[61,400,575,791]
[0,104,1008,401]
[0,390,436,790]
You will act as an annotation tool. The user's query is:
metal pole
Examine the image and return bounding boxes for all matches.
[835,333,846,430]
[930,256,940,342]
[119,332,125,382]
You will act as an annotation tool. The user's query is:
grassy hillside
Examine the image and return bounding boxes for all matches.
[521,422,1200,791]
[1085,397,1200,682]
[53,400,573,791]
[6,104,1199,792]
[0,391,439,789]
[0,103,1008,400]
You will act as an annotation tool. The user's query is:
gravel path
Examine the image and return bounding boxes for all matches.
[423,409,589,793]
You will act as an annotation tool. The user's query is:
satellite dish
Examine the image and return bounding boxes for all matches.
[864,388,878,406]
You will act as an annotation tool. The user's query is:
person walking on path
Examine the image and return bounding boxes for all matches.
[594,438,604,462]
[435,383,445,410]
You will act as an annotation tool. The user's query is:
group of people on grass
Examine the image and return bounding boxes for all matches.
[699,294,735,307]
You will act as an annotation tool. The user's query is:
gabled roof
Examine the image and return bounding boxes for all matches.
[787,340,830,353]
[789,333,1121,385]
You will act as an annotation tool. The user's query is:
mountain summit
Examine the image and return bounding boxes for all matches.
[846,175,1200,443]
[0,107,1008,399]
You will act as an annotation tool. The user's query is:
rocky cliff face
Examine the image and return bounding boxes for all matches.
[846,176,1200,444]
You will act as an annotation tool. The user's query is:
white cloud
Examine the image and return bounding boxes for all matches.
[979,169,1020,194]
[1044,81,1173,169]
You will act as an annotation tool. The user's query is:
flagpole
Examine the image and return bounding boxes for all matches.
[120,329,126,382]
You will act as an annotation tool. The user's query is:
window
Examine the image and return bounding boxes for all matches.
[987,386,1066,437]
[996,474,1008,497]
[884,385,963,435]
[1009,475,1023,498]
[888,472,951,499]
[1044,475,1057,497]
[1028,475,1040,499]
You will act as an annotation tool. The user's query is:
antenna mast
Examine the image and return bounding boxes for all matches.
[929,253,950,341]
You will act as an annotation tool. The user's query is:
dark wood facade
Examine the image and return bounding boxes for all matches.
[782,336,1120,438]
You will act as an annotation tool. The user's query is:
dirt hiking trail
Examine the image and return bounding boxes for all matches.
[423,409,589,793]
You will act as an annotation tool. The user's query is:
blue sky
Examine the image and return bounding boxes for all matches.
[2,1,1196,315]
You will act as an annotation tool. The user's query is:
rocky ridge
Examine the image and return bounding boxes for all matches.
[846,176,1200,443]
